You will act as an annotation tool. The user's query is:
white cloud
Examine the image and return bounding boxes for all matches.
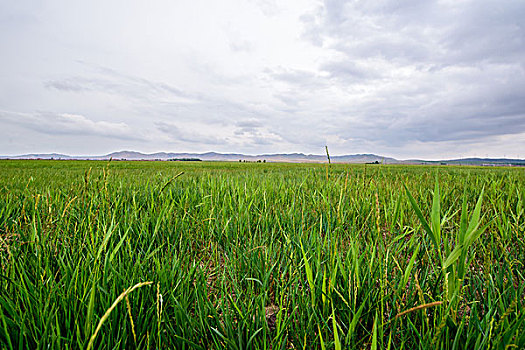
[0,110,140,140]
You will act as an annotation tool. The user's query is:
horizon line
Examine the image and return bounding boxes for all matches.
[1,150,524,163]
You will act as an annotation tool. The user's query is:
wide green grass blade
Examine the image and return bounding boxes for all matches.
[431,180,441,245]
[300,239,316,306]
[443,244,463,269]
[404,184,441,257]
[332,305,341,350]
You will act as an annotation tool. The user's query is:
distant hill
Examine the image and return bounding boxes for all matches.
[1,151,397,163]
[0,153,73,160]
[100,151,399,163]
[1,151,524,166]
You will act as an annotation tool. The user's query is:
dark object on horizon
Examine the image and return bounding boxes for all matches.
[168,158,202,162]
[366,160,380,164]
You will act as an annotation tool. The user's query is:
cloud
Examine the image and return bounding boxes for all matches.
[249,0,281,17]
[155,121,224,145]
[265,67,325,89]
[235,119,263,128]
[45,80,88,92]
[229,40,253,53]
[44,68,194,104]
[275,0,525,150]
[0,110,142,140]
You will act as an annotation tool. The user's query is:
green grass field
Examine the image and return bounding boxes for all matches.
[0,160,524,349]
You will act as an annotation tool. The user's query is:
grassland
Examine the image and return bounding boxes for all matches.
[0,160,524,349]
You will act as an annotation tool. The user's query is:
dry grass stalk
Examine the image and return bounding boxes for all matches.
[395,301,443,319]
[86,281,153,350]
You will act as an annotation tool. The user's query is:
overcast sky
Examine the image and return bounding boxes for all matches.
[1,0,524,159]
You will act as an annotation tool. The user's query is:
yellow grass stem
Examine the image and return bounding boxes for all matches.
[125,295,137,345]
[61,196,78,217]
[395,301,443,319]
[86,281,153,350]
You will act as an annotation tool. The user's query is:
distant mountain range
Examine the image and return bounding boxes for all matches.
[1,151,525,166]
